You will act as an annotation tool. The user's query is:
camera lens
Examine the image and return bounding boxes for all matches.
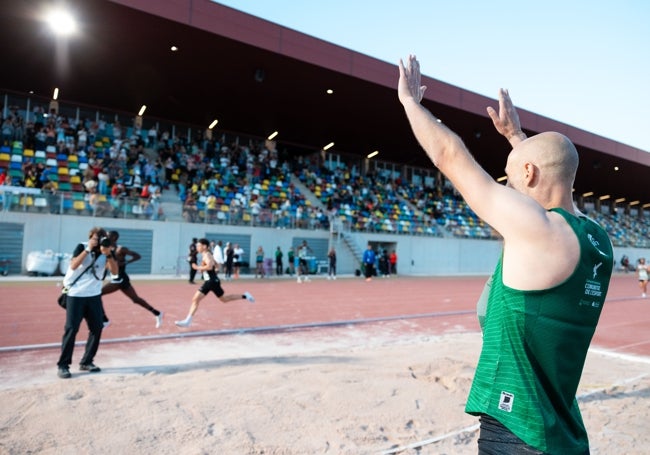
[100,237,111,247]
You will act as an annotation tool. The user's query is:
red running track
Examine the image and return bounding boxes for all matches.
[0,274,649,358]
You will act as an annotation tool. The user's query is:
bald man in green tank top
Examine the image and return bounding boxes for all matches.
[399,55,613,454]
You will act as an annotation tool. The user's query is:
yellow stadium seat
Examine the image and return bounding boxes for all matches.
[73,200,87,211]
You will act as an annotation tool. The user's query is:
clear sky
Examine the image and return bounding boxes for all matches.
[214,0,650,153]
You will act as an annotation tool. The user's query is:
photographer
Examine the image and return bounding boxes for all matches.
[56,227,118,379]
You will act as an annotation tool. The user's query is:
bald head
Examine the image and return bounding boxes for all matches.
[516,132,579,185]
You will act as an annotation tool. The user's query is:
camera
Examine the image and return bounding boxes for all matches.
[100,237,112,248]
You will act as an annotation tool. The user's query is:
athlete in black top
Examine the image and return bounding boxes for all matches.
[175,238,255,327]
[101,230,164,328]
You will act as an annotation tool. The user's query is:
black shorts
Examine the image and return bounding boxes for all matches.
[478,414,549,455]
[113,273,131,289]
[198,278,224,298]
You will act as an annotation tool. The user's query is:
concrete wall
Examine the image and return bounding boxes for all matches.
[1,211,647,276]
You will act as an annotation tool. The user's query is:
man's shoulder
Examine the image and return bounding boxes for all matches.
[114,247,130,259]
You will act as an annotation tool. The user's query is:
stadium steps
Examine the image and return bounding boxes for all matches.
[289,174,327,210]
[159,188,184,222]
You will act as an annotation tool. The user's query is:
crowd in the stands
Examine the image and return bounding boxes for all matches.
[1,101,648,246]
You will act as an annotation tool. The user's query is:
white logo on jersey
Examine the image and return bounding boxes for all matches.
[593,262,602,279]
[588,233,607,256]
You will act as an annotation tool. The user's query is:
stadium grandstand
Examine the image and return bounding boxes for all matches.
[0,0,648,277]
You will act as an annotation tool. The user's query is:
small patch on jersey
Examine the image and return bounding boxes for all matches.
[498,391,514,412]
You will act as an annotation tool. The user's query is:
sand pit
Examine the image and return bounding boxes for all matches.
[1,320,649,454]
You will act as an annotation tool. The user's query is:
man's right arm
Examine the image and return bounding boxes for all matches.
[70,243,89,270]
[398,55,547,241]
[398,56,506,226]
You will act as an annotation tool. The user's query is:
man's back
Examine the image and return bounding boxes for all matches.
[467,209,613,452]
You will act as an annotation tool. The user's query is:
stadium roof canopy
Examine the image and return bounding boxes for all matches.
[1,0,648,206]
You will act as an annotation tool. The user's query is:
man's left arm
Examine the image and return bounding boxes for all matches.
[486,88,527,147]
[121,247,141,264]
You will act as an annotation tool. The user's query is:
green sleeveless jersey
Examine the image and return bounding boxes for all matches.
[465,208,613,454]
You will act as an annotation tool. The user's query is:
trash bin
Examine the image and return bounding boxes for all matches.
[0,256,10,276]
[306,256,317,274]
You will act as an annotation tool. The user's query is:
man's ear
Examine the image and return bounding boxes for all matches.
[524,162,539,187]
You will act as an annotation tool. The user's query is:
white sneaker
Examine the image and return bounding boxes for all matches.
[103,320,111,329]
[643,293,647,298]
[333,276,336,280]
[175,319,192,327]
[304,277,311,282]
[297,277,302,283]
[155,312,164,328]
[243,292,255,303]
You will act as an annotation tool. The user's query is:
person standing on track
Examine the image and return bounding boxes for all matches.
[57,227,118,379]
[327,247,337,280]
[213,240,225,274]
[101,230,164,329]
[398,54,613,454]
[224,242,234,281]
[275,246,284,276]
[233,243,244,279]
[296,240,312,283]
[389,250,398,275]
[254,245,265,278]
[362,244,376,282]
[187,237,198,284]
[175,238,255,328]
[637,257,648,298]
[287,246,295,276]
